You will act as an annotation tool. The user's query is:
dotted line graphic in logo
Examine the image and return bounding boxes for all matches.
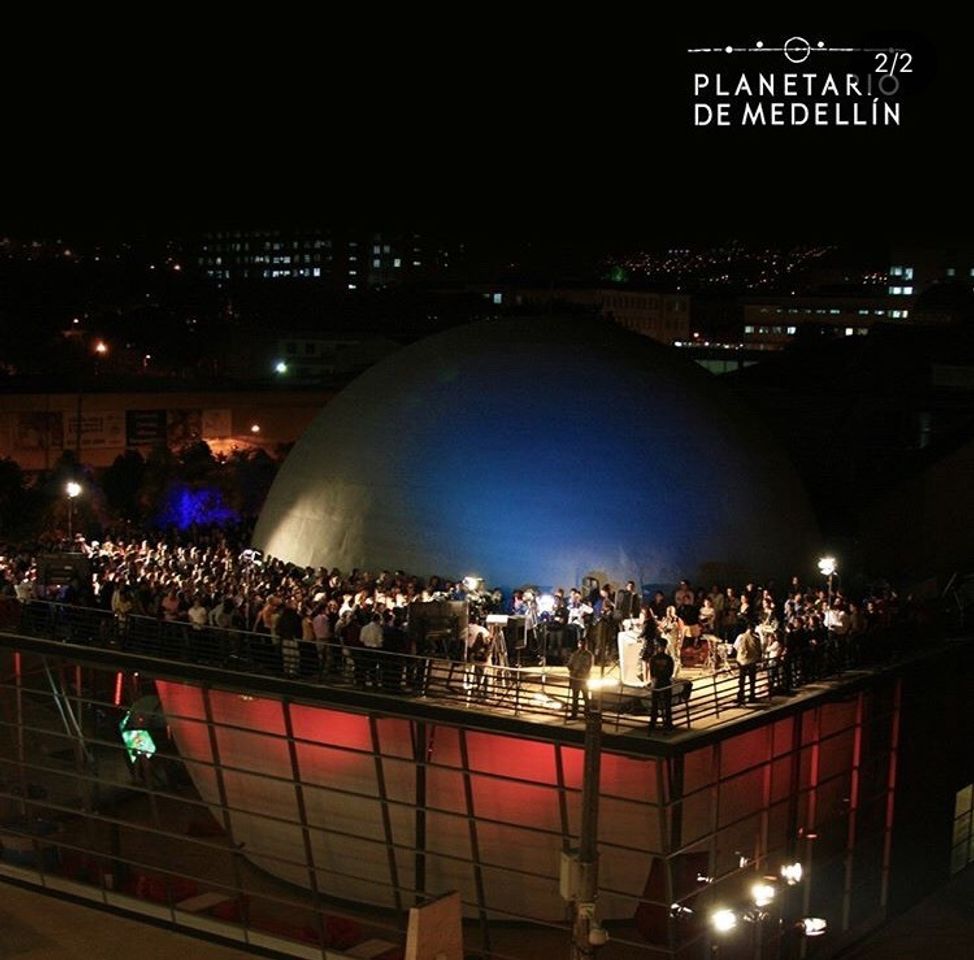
[687,37,908,61]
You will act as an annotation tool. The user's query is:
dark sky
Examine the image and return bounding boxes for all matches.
[1,22,967,247]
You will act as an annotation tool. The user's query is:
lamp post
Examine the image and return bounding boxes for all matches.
[817,557,837,606]
[65,480,82,543]
[565,681,608,959]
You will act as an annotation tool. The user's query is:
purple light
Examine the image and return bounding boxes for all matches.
[156,483,237,530]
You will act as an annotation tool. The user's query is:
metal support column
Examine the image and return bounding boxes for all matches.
[283,698,328,949]
[459,727,493,956]
[368,714,405,917]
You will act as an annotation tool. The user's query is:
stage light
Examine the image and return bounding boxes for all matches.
[538,593,556,614]
[780,862,804,885]
[586,676,617,691]
[463,576,482,592]
[711,908,738,933]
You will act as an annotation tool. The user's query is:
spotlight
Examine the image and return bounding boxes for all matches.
[797,917,827,937]
[780,862,804,885]
[538,593,556,615]
[711,909,738,934]
[751,881,776,907]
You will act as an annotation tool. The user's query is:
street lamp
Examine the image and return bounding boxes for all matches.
[817,556,837,605]
[274,360,288,374]
[65,481,82,542]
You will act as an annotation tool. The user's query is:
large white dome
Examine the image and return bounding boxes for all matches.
[254,317,818,589]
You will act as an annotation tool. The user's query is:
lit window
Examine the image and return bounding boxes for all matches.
[845,327,854,336]
[744,325,755,334]
[383,245,390,253]
[903,286,913,295]
[313,267,320,277]
[858,328,868,335]
[829,309,840,315]
[904,267,914,280]
[373,245,380,254]
[947,268,956,277]
[889,286,902,295]
[492,292,503,305]
[858,309,869,315]
[786,326,797,335]
[890,266,903,276]
[412,260,421,267]
[373,258,381,268]
[349,269,357,276]
[393,258,401,268]
[347,283,357,290]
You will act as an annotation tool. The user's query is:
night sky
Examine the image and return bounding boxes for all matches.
[1,22,969,246]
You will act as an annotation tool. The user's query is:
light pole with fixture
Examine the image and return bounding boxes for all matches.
[66,481,82,542]
[817,556,837,606]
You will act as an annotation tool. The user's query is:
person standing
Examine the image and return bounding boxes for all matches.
[360,613,384,687]
[648,640,675,731]
[566,638,594,720]
[276,598,303,678]
[734,621,762,705]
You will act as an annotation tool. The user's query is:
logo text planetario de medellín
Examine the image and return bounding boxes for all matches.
[689,37,910,128]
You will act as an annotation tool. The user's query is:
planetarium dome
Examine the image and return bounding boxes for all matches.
[254,317,818,589]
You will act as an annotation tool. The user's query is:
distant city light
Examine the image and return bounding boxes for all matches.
[94,340,108,355]
[274,360,288,374]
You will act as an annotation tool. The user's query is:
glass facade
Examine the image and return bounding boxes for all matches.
[0,632,947,960]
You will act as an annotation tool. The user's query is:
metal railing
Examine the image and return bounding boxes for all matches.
[2,599,904,734]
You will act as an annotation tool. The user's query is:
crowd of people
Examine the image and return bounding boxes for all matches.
[0,528,912,712]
